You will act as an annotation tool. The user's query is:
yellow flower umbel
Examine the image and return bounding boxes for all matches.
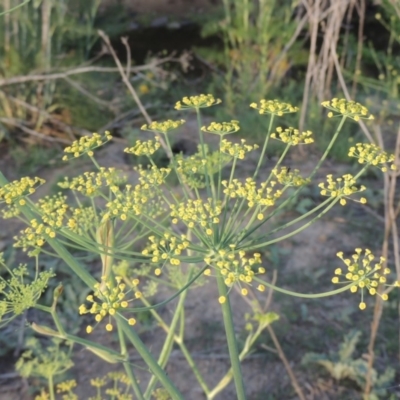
[170,198,222,234]
[318,174,367,206]
[271,127,314,145]
[332,249,392,309]
[141,119,185,134]
[321,98,374,121]
[175,94,221,110]
[58,168,125,197]
[272,167,310,187]
[220,139,259,160]
[124,137,161,156]
[62,132,112,161]
[221,178,283,208]
[348,143,396,172]
[250,100,299,116]
[79,276,141,333]
[201,120,240,136]
[204,249,266,297]
[0,176,45,205]
[141,233,190,275]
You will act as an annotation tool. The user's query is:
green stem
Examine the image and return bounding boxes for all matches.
[196,108,212,199]
[48,374,55,400]
[144,279,190,398]
[238,197,332,247]
[216,272,246,400]
[254,276,362,298]
[208,314,272,399]
[118,316,184,400]
[253,114,275,179]
[117,319,145,400]
[243,197,339,250]
[308,115,347,180]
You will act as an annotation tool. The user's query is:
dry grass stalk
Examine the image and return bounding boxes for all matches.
[332,37,400,396]
[363,124,400,396]
[300,0,364,131]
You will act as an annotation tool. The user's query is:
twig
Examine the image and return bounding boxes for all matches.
[0,59,177,87]
[330,41,375,143]
[364,124,400,396]
[97,29,174,161]
[2,92,86,141]
[269,12,309,84]
[63,76,114,110]
[351,0,366,97]
[0,117,70,144]
[265,326,307,400]
[299,0,320,132]
[121,37,132,80]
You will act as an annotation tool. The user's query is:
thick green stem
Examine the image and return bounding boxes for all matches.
[216,273,246,400]
[118,316,184,400]
[144,283,190,398]
[117,319,145,400]
[48,374,55,400]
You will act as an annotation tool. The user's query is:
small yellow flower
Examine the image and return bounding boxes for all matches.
[321,98,374,121]
[218,296,226,304]
[333,249,394,309]
[271,127,314,145]
[250,99,299,116]
[62,132,112,161]
[141,119,185,134]
[201,120,240,136]
[139,83,150,94]
[175,94,221,110]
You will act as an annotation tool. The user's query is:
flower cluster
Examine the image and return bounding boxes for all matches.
[79,276,140,333]
[0,177,45,205]
[204,248,266,301]
[176,146,231,188]
[175,94,221,110]
[56,379,77,399]
[322,98,374,121]
[46,372,133,400]
[271,127,314,145]
[220,139,259,159]
[58,168,125,197]
[124,137,161,156]
[318,174,366,206]
[250,100,299,116]
[141,233,190,274]
[201,120,240,136]
[141,119,185,134]
[348,143,396,172]
[62,132,112,161]
[332,248,395,309]
[170,198,222,234]
[222,178,283,212]
[272,167,310,187]
[13,194,69,251]
[103,168,168,221]
[66,206,99,234]
[0,261,54,325]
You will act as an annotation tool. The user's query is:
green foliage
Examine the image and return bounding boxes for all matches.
[199,0,304,115]
[302,330,396,400]
[9,144,61,174]
[15,337,73,381]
